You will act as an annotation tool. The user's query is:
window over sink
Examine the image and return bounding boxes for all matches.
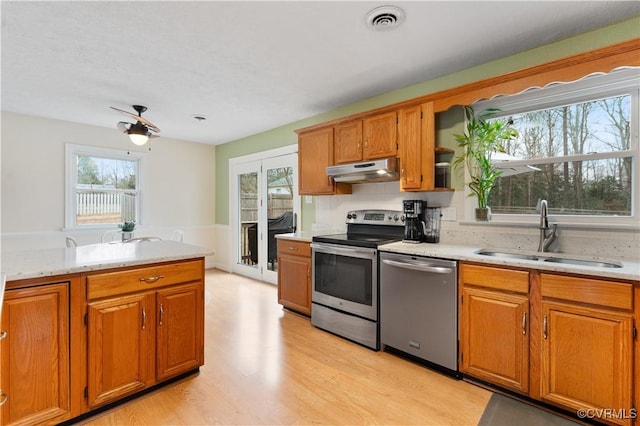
[65,144,144,228]
[472,68,639,227]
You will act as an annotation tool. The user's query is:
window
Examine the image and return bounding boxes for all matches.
[473,68,639,225]
[65,145,144,228]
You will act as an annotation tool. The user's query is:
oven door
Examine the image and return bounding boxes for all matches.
[311,242,377,320]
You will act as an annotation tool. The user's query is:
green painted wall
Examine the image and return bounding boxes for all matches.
[215,16,640,226]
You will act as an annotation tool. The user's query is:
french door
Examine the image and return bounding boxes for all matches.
[230,148,299,284]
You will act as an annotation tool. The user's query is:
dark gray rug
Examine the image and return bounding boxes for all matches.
[478,393,580,426]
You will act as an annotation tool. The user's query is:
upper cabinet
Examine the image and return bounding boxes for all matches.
[334,120,363,164]
[397,102,435,191]
[298,127,351,195]
[362,111,398,160]
[335,112,398,164]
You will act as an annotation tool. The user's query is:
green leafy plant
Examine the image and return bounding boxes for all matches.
[452,106,518,210]
[119,220,136,232]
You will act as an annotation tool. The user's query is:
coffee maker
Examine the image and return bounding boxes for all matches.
[402,200,426,243]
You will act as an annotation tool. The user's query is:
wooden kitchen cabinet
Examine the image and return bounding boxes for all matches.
[86,260,204,408]
[298,127,351,195]
[0,282,71,426]
[334,120,363,164]
[398,102,436,191]
[362,111,397,160]
[459,263,530,394]
[277,239,312,316]
[539,273,634,426]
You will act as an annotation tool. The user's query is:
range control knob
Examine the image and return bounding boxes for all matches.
[393,215,399,221]
[400,215,405,222]
[351,213,357,220]
[346,213,353,220]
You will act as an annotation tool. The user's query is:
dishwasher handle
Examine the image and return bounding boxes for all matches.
[382,258,453,274]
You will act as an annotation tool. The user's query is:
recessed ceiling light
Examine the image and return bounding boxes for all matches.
[365,5,405,31]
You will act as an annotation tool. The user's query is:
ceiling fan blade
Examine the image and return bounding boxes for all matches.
[135,118,160,133]
[117,121,131,133]
[111,106,160,133]
[149,134,160,139]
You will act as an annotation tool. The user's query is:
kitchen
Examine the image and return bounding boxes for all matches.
[2,2,640,425]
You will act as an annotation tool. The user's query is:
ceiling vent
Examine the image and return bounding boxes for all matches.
[366,5,405,31]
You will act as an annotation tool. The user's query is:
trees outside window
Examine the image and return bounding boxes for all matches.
[474,69,638,222]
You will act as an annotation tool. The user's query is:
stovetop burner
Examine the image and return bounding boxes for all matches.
[312,209,404,249]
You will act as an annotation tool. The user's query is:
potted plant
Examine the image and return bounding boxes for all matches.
[119,220,136,240]
[453,106,518,221]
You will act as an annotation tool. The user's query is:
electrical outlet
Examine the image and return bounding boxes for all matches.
[441,207,457,221]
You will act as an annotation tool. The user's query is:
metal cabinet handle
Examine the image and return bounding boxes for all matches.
[521,312,527,335]
[141,307,146,330]
[543,315,548,339]
[0,330,7,340]
[0,392,7,407]
[288,246,299,251]
[159,303,164,326]
[139,275,164,283]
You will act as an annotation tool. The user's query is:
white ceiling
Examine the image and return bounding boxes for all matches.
[2,1,639,145]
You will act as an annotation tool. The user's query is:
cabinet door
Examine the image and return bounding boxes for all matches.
[398,105,423,190]
[540,301,633,425]
[87,292,155,408]
[1,284,70,425]
[334,120,363,164]
[298,128,338,195]
[460,286,529,394]
[277,252,311,316]
[156,283,204,381]
[363,111,397,160]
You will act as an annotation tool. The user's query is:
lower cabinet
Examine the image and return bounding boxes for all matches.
[277,239,311,315]
[86,260,205,408]
[460,263,636,426]
[460,263,530,394]
[539,273,634,426]
[0,282,71,426]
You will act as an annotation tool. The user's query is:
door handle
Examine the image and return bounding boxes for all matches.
[543,315,548,339]
[141,307,147,330]
[521,312,527,335]
[382,259,453,274]
[159,303,164,326]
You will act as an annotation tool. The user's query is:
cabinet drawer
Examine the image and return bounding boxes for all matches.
[541,273,633,311]
[461,263,529,294]
[277,239,311,257]
[87,260,203,300]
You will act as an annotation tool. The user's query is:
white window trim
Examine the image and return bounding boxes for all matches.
[463,68,640,229]
[64,144,146,230]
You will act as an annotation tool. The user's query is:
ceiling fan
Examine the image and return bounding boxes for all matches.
[111,105,160,145]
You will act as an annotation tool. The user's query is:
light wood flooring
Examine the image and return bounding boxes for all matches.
[79,269,492,425]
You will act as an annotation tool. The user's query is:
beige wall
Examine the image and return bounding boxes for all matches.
[1,112,217,266]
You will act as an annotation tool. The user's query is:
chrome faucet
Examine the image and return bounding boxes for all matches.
[537,199,557,252]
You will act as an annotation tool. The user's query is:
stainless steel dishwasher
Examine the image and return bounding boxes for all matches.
[379,251,458,374]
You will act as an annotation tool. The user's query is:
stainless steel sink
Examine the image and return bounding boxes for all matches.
[542,257,623,268]
[475,249,539,261]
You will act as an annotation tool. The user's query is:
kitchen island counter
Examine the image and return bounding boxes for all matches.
[2,240,214,282]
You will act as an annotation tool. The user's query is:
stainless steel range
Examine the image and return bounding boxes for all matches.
[310,209,404,350]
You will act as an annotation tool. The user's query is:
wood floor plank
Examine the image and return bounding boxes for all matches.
[79,269,491,425]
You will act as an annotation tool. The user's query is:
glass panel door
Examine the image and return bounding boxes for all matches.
[262,154,298,284]
[230,150,299,284]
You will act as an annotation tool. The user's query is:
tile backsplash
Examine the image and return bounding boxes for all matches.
[313,182,640,262]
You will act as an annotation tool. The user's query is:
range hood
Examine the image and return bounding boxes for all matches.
[326,157,399,184]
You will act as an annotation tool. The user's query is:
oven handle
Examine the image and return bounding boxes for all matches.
[382,258,453,274]
[311,243,375,258]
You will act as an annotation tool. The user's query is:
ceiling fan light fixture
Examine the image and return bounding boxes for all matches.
[128,122,150,145]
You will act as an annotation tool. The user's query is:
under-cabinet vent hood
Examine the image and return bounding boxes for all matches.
[326,157,399,184]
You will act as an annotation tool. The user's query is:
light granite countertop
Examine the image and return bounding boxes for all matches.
[2,240,214,282]
[275,232,315,243]
[379,242,640,281]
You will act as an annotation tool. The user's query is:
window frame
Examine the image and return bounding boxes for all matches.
[466,68,640,228]
[65,144,145,229]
